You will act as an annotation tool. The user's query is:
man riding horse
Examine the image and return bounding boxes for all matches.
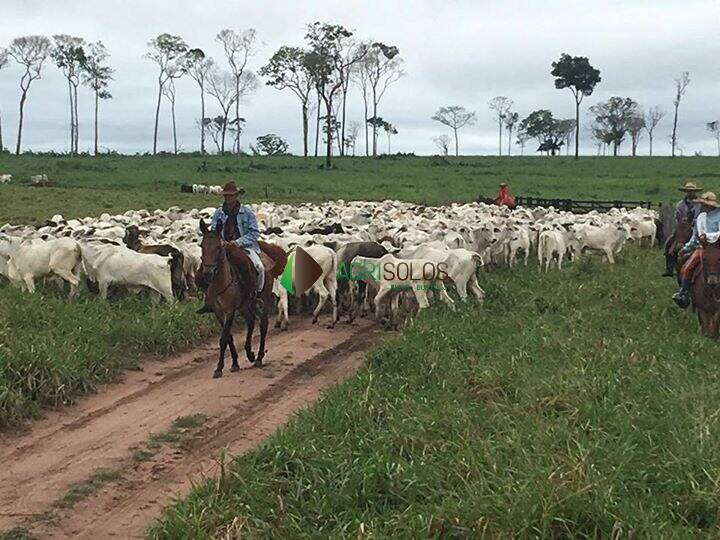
[663,182,701,277]
[672,191,720,308]
[196,181,264,314]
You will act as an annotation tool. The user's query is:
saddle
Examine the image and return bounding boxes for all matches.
[225,241,287,290]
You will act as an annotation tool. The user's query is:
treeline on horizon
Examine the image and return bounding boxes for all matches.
[0,24,719,163]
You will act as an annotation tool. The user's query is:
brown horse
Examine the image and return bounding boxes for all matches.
[671,218,695,283]
[198,219,286,378]
[691,238,720,340]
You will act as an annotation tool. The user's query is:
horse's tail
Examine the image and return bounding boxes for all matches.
[258,240,288,279]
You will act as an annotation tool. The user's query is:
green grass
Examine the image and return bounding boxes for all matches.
[0,283,215,429]
[149,248,720,538]
[0,154,718,224]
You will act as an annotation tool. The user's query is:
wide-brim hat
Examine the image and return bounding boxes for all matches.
[499,182,508,187]
[221,181,245,196]
[698,192,720,208]
[679,182,702,192]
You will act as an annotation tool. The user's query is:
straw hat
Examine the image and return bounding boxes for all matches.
[698,192,720,208]
[221,181,245,196]
[499,182,508,187]
[679,182,702,192]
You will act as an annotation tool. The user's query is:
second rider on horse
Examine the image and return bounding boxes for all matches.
[663,182,701,277]
[673,191,720,308]
[197,181,264,314]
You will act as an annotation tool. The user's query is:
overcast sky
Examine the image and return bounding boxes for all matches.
[0,0,718,156]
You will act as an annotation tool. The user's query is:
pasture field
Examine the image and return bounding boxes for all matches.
[0,284,215,429]
[1,154,719,224]
[150,247,720,538]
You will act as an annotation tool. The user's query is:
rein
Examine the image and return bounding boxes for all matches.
[700,253,720,304]
[202,247,240,297]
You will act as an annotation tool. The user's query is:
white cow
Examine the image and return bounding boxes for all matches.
[80,242,174,302]
[7,237,83,297]
[538,228,567,272]
[0,174,12,184]
[572,224,628,264]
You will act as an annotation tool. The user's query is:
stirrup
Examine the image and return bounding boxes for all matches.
[672,292,690,309]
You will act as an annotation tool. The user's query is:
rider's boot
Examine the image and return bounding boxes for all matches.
[672,278,692,308]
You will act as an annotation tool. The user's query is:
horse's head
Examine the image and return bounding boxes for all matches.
[677,218,694,242]
[199,218,223,282]
[700,238,720,286]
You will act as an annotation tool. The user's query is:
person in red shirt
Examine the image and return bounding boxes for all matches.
[495,182,516,208]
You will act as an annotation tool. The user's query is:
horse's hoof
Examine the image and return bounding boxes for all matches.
[246,352,256,364]
[312,317,318,324]
[212,370,223,379]
[230,365,240,372]
[253,360,263,368]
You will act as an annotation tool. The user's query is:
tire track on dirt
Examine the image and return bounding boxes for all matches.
[0,317,380,538]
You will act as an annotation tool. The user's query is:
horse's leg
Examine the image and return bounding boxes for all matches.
[227,314,241,372]
[214,317,232,379]
[255,300,269,368]
[243,307,256,364]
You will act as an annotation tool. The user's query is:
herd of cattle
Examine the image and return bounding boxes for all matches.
[0,200,658,327]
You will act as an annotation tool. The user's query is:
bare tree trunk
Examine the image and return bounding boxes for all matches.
[67,79,74,154]
[0,105,4,152]
[200,86,206,154]
[671,102,679,157]
[94,89,99,156]
[498,118,502,156]
[372,98,378,157]
[171,98,178,154]
[314,92,320,157]
[362,87,369,157]
[574,99,580,159]
[507,126,512,156]
[453,127,458,157]
[302,101,308,157]
[220,116,227,155]
[325,98,333,168]
[16,90,27,155]
[73,84,79,154]
[340,84,348,157]
[716,132,720,157]
[153,80,162,155]
[387,133,391,154]
[234,78,240,155]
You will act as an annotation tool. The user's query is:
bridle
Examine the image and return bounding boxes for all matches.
[701,249,720,303]
[201,243,239,297]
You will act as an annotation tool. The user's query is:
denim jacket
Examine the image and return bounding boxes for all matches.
[684,208,720,252]
[209,204,260,253]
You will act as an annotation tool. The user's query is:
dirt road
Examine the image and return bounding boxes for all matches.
[0,317,378,538]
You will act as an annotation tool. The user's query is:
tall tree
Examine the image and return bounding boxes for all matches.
[551,53,601,159]
[145,33,188,155]
[304,22,367,168]
[357,42,404,157]
[216,29,260,155]
[184,48,212,154]
[8,35,51,155]
[707,121,720,157]
[260,46,314,157]
[0,48,9,152]
[518,109,565,156]
[670,71,690,158]
[206,68,238,155]
[643,106,664,157]
[488,96,512,156]
[80,41,113,156]
[589,97,640,156]
[51,35,86,155]
[431,106,475,156]
[627,113,645,157]
[504,111,519,156]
